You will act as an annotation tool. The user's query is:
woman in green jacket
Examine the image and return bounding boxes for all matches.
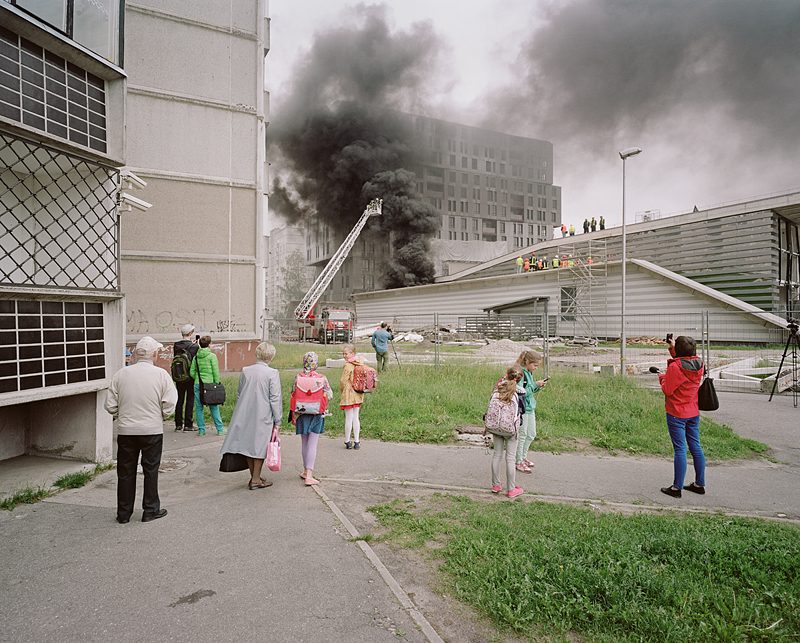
[189,336,224,436]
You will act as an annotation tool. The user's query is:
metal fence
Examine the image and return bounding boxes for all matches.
[0,131,119,291]
[263,308,797,397]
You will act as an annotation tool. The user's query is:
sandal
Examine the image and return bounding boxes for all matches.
[248,480,273,490]
[304,477,320,486]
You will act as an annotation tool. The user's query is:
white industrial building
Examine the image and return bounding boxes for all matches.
[352,192,799,343]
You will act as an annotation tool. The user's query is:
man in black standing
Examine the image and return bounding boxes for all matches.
[173,323,199,431]
[105,336,177,523]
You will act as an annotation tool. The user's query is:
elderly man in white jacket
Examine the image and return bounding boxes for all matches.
[105,336,177,524]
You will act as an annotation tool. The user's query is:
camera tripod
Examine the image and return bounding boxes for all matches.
[769,319,799,408]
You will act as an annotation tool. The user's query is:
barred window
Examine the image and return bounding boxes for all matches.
[0,26,108,153]
[0,299,105,394]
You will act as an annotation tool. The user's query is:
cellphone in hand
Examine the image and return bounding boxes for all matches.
[665,333,673,343]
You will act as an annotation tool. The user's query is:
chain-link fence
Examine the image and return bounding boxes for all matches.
[0,131,119,291]
[264,308,797,396]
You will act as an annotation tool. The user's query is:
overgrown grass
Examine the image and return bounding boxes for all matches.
[0,486,51,510]
[371,495,800,642]
[216,365,766,459]
[53,463,114,490]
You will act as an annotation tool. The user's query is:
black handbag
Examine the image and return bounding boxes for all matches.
[698,376,719,411]
[194,354,226,406]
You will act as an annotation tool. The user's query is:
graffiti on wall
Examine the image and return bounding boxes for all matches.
[126,308,246,334]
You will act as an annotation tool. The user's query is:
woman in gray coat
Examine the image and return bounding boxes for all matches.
[220,342,282,489]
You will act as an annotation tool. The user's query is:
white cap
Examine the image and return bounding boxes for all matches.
[180,323,195,336]
[134,336,163,355]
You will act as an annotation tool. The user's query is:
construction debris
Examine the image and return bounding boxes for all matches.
[608,336,668,346]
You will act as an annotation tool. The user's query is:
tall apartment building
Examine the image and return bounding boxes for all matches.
[121,1,269,342]
[265,224,314,324]
[0,0,126,462]
[309,115,562,303]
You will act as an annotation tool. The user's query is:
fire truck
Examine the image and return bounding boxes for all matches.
[294,198,382,343]
[300,305,354,344]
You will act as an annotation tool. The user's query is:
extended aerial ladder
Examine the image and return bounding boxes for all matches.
[294,198,383,325]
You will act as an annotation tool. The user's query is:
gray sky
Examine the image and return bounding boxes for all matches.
[268,0,800,229]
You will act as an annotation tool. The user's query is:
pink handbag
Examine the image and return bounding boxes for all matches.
[266,426,281,472]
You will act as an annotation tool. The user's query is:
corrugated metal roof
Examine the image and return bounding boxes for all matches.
[632,259,787,328]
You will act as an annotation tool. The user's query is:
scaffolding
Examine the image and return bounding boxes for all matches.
[556,238,609,340]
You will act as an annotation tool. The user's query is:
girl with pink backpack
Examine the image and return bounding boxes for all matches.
[289,352,333,486]
[485,366,525,499]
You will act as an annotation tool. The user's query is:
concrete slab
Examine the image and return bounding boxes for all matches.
[0,456,95,500]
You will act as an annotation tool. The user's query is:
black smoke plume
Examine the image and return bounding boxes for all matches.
[362,169,438,287]
[271,6,442,288]
[492,0,800,155]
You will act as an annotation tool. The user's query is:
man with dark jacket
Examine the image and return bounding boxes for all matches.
[173,323,199,431]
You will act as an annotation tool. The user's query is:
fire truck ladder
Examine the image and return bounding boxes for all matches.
[294,198,383,322]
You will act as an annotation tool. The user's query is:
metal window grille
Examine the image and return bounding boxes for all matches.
[0,24,108,153]
[0,131,119,290]
[0,298,105,393]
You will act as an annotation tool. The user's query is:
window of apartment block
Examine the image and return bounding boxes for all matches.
[500,235,507,241]
[448,171,456,181]
[552,199,559,209]
[485,160,491,172]
[551,212,558,222]
[449,154,456,166]
[448,216,456,228]
[473,202,480,214]
[473,233,480,240]
[471,158,478,170]
[461,173,468,184]
[460,217,467,230]
[499,162,505,174]
[499,222,506,233]
[447,185,455,197]
[0,299,105,392]
[473,144,479,155]
[461,157,467,168]
[461,232,468,240]
[473,174,480,185]
[472,219,479,230]
[13,0,121,64]
[472,187,480,200]
[460,186,467,198]
[501,206,507,216]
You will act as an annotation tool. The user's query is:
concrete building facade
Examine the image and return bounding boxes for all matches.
[121,1,269,342]
[0,1,126,462]
[307,115,562,304]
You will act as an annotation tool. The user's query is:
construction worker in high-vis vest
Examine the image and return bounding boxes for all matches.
[552,255,559,269]
[516,256,523,273]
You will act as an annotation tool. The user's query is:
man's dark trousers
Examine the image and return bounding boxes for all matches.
[376,351,388,372]
[174,378,194,429]
[117,434,163,521]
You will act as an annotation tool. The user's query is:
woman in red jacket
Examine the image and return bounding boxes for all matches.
[658,336,706,498]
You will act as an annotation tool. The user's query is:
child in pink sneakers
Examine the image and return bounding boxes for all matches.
[487,368,525,499]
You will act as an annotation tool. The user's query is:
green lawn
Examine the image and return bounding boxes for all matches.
[371,495,800,642]
[211,364,767,459]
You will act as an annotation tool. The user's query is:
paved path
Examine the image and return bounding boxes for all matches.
[1,390,797,642]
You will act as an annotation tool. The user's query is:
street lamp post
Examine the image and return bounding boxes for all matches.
[618,147,642,375]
